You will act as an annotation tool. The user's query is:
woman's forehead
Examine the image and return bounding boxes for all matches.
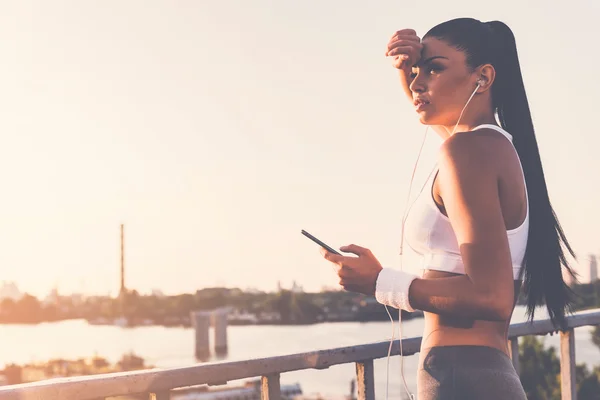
[421,37,464,62]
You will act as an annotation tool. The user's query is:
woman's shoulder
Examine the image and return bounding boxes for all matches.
[436,128,515,210]
[439,128,514,172]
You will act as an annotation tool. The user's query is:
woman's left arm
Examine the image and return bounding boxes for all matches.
[322,133,515,321]
[408,133,515,320]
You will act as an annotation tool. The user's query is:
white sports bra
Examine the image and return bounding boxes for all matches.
[404,124,529,280]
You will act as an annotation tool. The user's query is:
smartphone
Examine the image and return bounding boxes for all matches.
[301,229,342,255]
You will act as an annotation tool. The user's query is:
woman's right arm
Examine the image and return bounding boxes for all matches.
[386,30,447,136]
[386,29,422,102]
[396,66,414,102]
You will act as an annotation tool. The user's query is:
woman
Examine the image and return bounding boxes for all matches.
[320,18,576,399]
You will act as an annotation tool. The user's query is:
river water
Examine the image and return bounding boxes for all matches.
[0,306,598,398]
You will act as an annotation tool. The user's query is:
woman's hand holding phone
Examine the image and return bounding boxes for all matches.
[320,244,383,296]
[301,230,383,295]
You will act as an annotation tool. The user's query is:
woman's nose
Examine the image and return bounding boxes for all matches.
[409,75,426,94]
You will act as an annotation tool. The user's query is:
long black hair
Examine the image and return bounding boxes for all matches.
[423,18,577,328]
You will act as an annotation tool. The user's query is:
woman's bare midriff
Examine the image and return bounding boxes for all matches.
[419,269,522,358]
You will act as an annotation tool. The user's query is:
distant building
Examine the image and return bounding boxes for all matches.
[0,281,23,301]
[320,285,341,292]
[568,254,600,285]
[70,293,85,306]
[195,287,238,297]
[291,280,304,293]
[275,281,304,293]
[21,367,50,382]
[43,286,60,306]
[590,254,598,283]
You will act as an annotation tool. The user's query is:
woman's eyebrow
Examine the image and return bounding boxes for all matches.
[414,56,449,67]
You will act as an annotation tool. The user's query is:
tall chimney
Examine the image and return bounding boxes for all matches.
[120,224,125,295]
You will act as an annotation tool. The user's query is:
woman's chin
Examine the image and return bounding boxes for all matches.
[417,113,434,125]
[417,111,443,126]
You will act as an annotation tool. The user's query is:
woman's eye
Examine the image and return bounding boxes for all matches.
[428,66,443,74]
[410,72,417,79]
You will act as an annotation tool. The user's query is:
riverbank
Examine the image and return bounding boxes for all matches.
[2,280,598,327]
[0,288,420,326]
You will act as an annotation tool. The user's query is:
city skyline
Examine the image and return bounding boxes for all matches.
[1,1,599,297]
[0,277,319,299]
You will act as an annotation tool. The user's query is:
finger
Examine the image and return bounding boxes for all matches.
[339,244,370,256]
[387,39,422,54]
[386,41,422,57]
[389,29,417,41]
[337,276,354,289]
[341,282,358,293]
[398,28,417,36]
[320,247,339,261]
[387,46,414,58]
[388,36,420,51]
[388,34,421,45]
[320,248,350,264]
[337,264,352,278]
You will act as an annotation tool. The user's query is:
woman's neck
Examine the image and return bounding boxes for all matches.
[436,113,498,140]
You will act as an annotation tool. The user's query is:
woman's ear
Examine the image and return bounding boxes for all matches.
[476,64,496,92]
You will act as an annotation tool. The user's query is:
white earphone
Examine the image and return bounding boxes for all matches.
[477,76,486,88]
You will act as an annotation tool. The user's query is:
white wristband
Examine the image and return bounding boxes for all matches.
[375,268,418,312]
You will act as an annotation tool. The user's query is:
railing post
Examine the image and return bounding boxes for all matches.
[560,329,577,400]
[149,392,170,400]
[355,359,375,400]
[261,373,281,400]
[509,338,520,375]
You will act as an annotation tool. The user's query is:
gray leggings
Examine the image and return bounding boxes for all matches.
[417,345,527,400]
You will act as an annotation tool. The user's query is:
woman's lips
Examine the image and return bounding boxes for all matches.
[415,102,430,112]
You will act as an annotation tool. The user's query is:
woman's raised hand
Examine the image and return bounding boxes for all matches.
[386,29,423,70]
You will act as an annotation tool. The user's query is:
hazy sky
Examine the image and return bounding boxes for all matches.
[1,0,599,297]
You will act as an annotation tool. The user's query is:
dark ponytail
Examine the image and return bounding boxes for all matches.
[424,18,577,328]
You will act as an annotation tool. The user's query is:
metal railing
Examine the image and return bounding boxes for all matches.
[1,308,599,400]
